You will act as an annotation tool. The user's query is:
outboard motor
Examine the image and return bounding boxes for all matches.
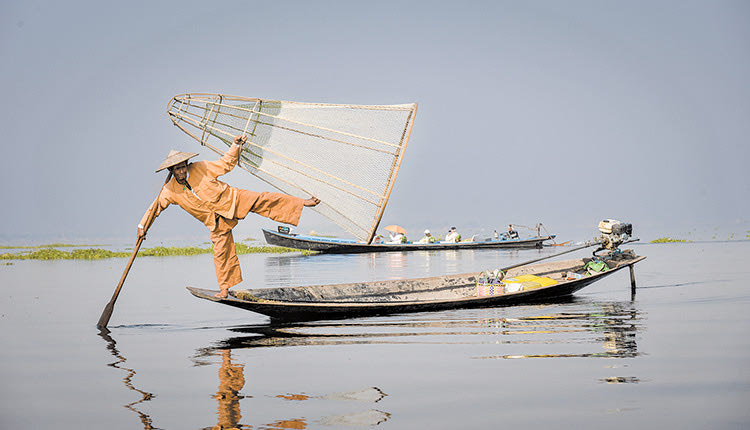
[597,219,632,250]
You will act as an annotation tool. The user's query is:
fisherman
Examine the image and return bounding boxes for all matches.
[444,227,461,243]
[137,134,320,298]
[417,229,437,244]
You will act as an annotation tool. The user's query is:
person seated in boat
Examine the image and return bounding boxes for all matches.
[417,229,437,244]
[506,224,519,239]
[137,134,320,299]
[372,234,384,244]
[387,231,407,244]
[444,227,461,243]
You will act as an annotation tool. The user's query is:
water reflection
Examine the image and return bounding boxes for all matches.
[196,349,390,429]
[212,299,641,361]
[192,300,643,425]
[98,330,160,430]
[382,251,408,279]
[212,350,248,429]
[472,301,640,360]
[98,298,643,429]
[599,376,643,384]
[100,328,391,429]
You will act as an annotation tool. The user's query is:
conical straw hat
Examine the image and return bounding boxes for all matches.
[155,149,198,172]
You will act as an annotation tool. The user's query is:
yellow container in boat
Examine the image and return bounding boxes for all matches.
[513,274,558,286]
[505,275,558,291]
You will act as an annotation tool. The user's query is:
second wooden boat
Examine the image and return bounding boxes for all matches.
[263,228,554,253]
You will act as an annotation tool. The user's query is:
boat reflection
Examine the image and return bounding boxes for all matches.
[212,299,641,361]
[98,330,160,430]
[198,349,389,429]
[472,301,641,360]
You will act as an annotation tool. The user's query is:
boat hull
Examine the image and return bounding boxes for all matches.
[263,228,553,253]
[187,255,645,321]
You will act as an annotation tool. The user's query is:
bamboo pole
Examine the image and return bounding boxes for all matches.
[171,94,407,149]
[170,105,401,155]
[368,103,417,243]
[172,92,413,111]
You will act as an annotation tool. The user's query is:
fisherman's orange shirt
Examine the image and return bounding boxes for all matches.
[140,144,303,232]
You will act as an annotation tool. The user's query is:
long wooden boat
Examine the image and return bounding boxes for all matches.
[263,228,554,253]
[187,252,645,321]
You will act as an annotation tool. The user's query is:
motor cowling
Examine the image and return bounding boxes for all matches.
[597,219,632,250]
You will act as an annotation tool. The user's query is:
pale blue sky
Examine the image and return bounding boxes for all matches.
[2,0,748,245]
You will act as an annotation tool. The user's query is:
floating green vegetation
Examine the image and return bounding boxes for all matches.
[0,248,123,260]
[0,243,313,260]
[0,243,100,249]
[235,243,304,254]
[138,246,211,257]
[650,237,689,243]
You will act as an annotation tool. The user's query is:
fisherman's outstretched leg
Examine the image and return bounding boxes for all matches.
[210,219,242,298]
[236,190,306,226]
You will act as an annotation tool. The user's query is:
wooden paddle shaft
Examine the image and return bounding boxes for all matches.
[97,172,172,329]
[97,236,145,329]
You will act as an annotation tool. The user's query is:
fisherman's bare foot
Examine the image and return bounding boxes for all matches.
[215,289,229,299]
[304,196,321,207]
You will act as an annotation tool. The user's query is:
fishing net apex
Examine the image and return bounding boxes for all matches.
[167,93,417,243]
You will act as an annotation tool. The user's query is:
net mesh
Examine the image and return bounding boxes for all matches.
[167,93,417,243]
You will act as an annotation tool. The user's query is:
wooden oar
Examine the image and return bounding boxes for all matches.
[97,173,172,330]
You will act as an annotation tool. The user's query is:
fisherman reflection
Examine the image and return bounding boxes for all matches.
[212,350,247,430]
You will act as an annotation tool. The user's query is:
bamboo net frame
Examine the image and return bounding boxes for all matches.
[167,93,417,243]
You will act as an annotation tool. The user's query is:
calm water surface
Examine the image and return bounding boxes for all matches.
[1,241,749,429]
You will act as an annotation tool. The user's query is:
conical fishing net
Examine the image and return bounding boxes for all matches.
[167,93,417,243]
